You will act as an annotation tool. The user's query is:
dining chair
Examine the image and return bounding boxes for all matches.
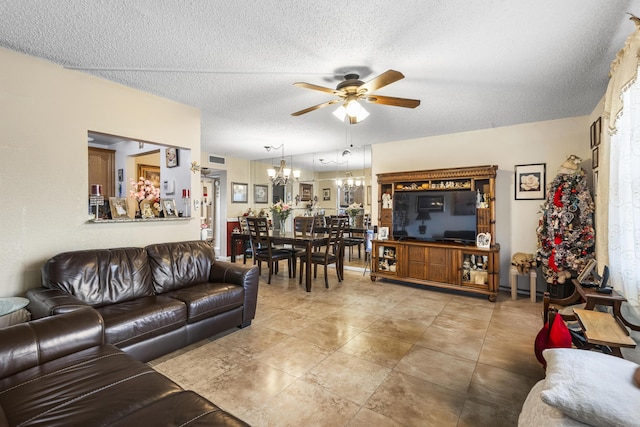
[299,217,344,288]
[343,214,365,261]
[291,216,315,278]
[246,216,293,284]
[237,216,253,264]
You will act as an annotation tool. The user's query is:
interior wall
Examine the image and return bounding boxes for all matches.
[371,116,591,290]
[0,47,201,297]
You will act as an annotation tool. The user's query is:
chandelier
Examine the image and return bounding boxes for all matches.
[265,145,300,185]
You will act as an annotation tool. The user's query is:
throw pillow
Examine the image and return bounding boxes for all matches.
[541,348,640,427]
[534,315,572,368]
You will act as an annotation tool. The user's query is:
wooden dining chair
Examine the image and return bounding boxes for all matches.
[343,214,365,261]
[290,216,315,278]
[246,216,293,284]
[299,217,344,288]
[237,216,253,264]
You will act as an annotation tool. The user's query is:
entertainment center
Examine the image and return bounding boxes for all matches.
[372,165,500,301]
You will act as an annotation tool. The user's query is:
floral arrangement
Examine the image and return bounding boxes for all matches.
[345,202,362,217]
[129,177,161,213]
[270,200,292,221]
[242,207,269,217]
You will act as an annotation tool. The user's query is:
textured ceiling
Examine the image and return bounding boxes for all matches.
[0,0,634,169]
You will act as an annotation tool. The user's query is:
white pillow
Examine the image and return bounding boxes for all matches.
[541,348,640,427]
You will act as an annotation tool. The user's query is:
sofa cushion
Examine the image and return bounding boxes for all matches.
[164,282,244,324]
[108,390,249,426]
[97,296,186,348]
[0,344,198,427]
[41,247,154,307]
[146,241,216,294]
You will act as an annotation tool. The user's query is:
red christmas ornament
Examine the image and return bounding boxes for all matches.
[554,186,564,207]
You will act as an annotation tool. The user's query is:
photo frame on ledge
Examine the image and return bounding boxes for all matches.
[232,182,248,203]
[109,197,129,219]
[162,199,178,218]
[514,163,546,200]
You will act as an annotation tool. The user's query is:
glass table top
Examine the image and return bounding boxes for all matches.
[0,297,29,316]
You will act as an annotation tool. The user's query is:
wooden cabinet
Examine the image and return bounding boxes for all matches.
[372,165,500,301]
[372,240,500,301]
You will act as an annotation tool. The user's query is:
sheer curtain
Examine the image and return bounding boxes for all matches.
[607,80,640,307]
[603,17,640,307]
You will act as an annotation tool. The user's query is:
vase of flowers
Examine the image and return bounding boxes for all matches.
[270,200,292,233]
[345,202,362,226]
[129,177,160,218]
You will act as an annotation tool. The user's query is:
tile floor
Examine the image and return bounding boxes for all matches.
[150,264,640,426]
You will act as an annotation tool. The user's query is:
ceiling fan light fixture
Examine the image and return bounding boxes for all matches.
[332,103,369,123]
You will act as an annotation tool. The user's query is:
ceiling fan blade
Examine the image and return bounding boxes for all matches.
[357,70,404,94]
[364,95,420,108]
[291,100,340,116]
[293,82,340,95]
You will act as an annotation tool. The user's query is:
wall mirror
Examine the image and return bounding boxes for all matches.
[87,131,191,221]
[251,145,372,216]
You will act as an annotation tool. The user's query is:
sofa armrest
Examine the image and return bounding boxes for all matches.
[0,308,104,379]
[210,261,259,327]
[25,288,90,319]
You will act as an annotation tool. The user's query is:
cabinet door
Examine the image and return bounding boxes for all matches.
[407,246,427,280]
[426,247,449,283]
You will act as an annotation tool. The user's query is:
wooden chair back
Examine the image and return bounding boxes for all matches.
[293,216,315,238]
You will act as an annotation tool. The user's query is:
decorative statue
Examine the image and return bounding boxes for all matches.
[382,192,392,209]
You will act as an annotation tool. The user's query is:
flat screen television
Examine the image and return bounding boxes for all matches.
[392,190,477,243]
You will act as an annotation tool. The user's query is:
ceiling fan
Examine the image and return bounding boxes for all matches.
[291,69,420,124]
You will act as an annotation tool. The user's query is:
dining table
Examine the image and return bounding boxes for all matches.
[230,230,335,292]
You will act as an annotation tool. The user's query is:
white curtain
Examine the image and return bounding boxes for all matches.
[608,79,640,307]
[604,18,640,307]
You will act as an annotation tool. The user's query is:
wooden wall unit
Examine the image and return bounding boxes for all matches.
[372,165,500,301]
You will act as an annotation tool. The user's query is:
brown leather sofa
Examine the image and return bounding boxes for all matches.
[26,240,259,362]
[0,309,249,426]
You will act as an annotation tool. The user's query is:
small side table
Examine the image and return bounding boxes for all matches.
[0,297,30,328]
[510,265,537,302]
[573,308,636,358]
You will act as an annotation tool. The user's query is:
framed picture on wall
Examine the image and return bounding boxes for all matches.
[232,182,248,203]
[254,184,268,203]
[166,148,179,168]
[300,183,313,201]
[514,163,546,200]
[322,188,331,201]
[138,164,160,189]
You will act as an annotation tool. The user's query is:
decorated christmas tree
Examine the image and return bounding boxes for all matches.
[536,155,595,285]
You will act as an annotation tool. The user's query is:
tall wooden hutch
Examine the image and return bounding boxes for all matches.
[372,165,500,301]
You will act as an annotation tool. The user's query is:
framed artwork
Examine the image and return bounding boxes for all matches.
[323,188,331,201]
[138,164,160,189]
[417,195,444,212]
[476,232,491,249]
[590,117,602,149]
[162,199,178,218]
[592,147,599,169]
[254,184,268,204]
[232,182,248,203]
[366,185,372,206]
[117,169,123,182]
[514,163,546,200]
[300,183,313,201]
[378,226,389,240]
[140,199,157,219]
[109,197,129,219]
[166,148,179,168]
